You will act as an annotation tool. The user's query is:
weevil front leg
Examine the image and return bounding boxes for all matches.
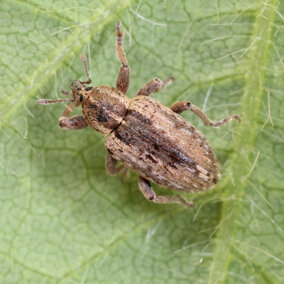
[59,102,88,130]
[138,176,194,208]
[116,22,130,94]
[170,101,240,127]
[136,77,174,97]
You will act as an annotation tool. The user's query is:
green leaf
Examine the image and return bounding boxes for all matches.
[0,0,283,283]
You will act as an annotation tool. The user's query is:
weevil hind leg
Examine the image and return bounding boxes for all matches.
[136,77,174,97]
[170,101,240,127]
[138,176,194,208]
[116,22,130,94]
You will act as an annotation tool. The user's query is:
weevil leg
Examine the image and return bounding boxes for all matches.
[106,151,118,176]
[136,77,174,97]
[170,101,240,127]
[106,151,129,180]
[61,89,72,96]
[116,22,130,94]
[59,102,88,130]
[138,176,194,208]
[59,115,88,129]
[80,55,92,84]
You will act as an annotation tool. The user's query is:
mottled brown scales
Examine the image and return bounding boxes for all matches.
[82,86,129,134]
[106,96,219,192]
[39,22,240,207]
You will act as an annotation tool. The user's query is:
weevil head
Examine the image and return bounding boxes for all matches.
[71,80,85,101]
[81,86,129,135]
[70,80,95,105]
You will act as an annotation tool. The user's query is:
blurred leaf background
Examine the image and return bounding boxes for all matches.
[0,0,283,283]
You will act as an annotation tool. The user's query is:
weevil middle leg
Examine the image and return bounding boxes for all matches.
[106,151,128,181]
[116,22,130,94]
[138,176,194,208]
[170,101,240,127]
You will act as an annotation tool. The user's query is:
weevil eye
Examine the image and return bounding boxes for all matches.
[80,95,83,102]
[77,87,81,91]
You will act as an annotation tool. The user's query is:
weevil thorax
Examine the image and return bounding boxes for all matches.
[81,86,129,135]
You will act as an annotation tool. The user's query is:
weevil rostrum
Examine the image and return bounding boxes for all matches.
[39,22,240,207]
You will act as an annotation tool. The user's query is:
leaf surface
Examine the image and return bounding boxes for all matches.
[0,0,283,283]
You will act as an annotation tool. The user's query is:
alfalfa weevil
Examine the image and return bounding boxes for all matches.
[39,22,240,207]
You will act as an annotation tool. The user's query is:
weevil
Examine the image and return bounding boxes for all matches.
[39,22,240,207]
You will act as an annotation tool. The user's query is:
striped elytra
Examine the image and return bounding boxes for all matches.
[105,96,219,192]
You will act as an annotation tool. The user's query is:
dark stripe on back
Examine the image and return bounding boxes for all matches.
[115,109,197,169]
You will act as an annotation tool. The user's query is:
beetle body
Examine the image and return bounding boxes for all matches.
[39,22,239,207]
[106,96,219,192]
[81,87,219,192]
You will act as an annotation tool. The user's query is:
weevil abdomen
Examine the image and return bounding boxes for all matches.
[105,96,219,192]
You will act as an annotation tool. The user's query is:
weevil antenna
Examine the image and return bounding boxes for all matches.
[80,54,92,84]
[38,99,73,105]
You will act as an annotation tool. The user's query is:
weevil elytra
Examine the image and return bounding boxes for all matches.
[39,22,240,207]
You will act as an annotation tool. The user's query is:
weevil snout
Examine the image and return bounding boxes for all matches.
[71,80,87,102]
[71,80,85,92]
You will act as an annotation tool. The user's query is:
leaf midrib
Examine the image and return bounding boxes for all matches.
[209,0,278,283]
